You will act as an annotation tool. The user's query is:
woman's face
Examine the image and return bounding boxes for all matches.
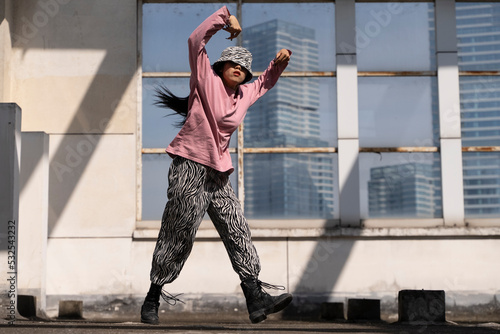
[221,61,248,90]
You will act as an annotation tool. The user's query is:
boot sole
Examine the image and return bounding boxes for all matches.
[141,316,159,325]
[249,293,293,324]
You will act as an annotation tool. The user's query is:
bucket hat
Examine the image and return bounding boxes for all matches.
[213,46,253,84]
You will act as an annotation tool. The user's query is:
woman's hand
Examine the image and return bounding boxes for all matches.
[223,15,242,40]
[274,49,291,65]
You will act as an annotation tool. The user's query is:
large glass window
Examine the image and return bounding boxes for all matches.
[141,2,335,221]
[355,2,440,220]
[457,3,500,219]
[140,1,500,226]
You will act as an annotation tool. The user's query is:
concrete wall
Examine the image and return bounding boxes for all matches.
[2,0,499,322]
[6,0,138,318]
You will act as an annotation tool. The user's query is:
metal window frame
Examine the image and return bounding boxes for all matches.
[139,0,500,227]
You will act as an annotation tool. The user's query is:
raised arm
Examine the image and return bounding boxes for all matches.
[187,6,231,77]
[244,49,292,104]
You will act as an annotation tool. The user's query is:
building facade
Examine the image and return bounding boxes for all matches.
[1,0,499,323]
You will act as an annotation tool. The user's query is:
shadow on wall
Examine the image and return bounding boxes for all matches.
[281,160,360,320]
[11,0,138,236]
[284,238,357,320]
[242,153,360,320]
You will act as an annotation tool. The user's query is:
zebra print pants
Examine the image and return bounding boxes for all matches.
[150,156,261,286]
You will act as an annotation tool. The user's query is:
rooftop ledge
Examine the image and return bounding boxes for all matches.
[133,219,500,240]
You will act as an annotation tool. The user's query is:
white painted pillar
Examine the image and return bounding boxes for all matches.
[336,0,361,226]
[435,0,465,226]
[19,132,49,318]
[0,103,22,323]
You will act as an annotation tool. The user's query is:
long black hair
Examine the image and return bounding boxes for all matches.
[153,63,227,127]
[154,84,189,128]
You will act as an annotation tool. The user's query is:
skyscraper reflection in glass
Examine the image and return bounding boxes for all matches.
[368,163,436,218]
[243,20,335,219]
[368,4,500,219]
[457,3,500,217]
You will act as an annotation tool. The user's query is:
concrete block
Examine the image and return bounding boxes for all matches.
[347,299,380,321]
[398,290,446,323]
[17,295,36,319]
[58,300,83,319]
[320,302,345,320]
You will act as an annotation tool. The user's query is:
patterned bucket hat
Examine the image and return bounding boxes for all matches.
[213,46,253,84]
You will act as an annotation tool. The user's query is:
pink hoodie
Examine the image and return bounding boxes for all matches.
[166,6,290,174]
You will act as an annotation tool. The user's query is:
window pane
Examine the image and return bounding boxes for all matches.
[142,154,238,220]
[245,78,336,148]
[356,3,435,71]
[460,76,500,146]
[360,153,442,219]
[359,77,439,147]
[456,3,500,71]
[142,154,171,221]
[244,153,338,219]
[242,3,335,72]
[463,152,500,218]
[142,3,237,72]
[143,78,189,148]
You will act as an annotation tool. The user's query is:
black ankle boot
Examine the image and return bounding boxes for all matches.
[240,277,293,324]
[140,283,185,325]
[140,283,162,325]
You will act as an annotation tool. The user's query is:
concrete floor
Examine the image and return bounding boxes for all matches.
[2,316,500,334]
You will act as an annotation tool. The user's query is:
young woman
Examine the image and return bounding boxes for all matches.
[141,6,292,324]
